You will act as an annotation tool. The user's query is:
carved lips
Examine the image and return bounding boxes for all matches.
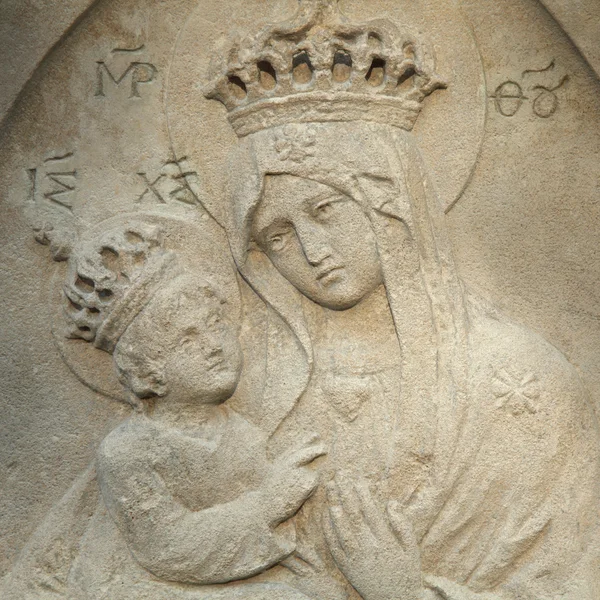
[316,265,344,285]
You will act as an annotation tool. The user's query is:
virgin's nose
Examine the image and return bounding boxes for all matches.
[296,224,332,266]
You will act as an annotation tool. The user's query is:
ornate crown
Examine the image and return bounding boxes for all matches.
[204,0,446,137]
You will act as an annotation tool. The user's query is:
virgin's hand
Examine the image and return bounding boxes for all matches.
[281,554,351,600]
[323,475,423,600]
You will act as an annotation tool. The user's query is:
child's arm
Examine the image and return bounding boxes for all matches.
[96,425,294,585]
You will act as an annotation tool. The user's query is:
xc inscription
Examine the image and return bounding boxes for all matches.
[136,157,199,205]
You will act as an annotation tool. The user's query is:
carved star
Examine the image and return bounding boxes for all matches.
[274,124,316,162]
[491,368,540,416]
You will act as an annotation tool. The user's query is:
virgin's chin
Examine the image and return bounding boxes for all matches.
[306,283,375,311]
[308,291,364,311]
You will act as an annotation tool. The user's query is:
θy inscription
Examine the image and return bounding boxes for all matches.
[490,61,569,118]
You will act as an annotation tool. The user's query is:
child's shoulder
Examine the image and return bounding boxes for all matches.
[97,414,159,472]
[224,407,268,444]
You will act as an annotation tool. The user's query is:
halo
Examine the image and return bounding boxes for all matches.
[166,0,486,220]
[51,209,240,402]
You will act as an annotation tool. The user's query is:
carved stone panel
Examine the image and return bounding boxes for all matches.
[1,1,599,599]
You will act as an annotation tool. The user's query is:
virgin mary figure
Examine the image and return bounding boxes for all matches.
[205,1,600,598]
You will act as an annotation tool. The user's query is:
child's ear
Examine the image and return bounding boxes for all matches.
[114,337,168,399]
[128,369,168,399]
[115,352,168,399]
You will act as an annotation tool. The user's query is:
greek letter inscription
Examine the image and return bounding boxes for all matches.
[28,152,77,210]
[491,61,568,118]
[136,157,199,205]
[95,45,157,98]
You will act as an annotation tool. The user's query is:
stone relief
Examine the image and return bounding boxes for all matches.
[1,0,600,599]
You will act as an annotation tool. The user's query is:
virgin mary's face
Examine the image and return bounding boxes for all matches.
[252,175,383,311]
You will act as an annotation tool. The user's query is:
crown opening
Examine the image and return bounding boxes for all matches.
[332,51,352,83]
[101,246,119,270]
[292,51,314,85]
[68,297,83,311]
[228,75,248,100]
[366,58,386,87]
[125,231,144,244]
[397,66,416,91]
[258,61,277,90]
[76,275,95,293]
[368,31,383,47]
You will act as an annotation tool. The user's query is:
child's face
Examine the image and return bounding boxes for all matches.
[152,277,243,405]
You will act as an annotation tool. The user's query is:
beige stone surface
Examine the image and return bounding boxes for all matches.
[540,0,600,81]
[1,1,599,598]
[0,0,98,126]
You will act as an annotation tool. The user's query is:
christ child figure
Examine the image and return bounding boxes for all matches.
[59,216,325,595]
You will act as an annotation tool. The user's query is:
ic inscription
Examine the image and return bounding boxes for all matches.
[28,152,77,210]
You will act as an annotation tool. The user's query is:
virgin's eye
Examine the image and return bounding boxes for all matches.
[268,230,291,253]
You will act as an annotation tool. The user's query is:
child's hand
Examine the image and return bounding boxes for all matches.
[263,434,327,526]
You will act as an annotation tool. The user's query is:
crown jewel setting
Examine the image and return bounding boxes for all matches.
[205,0,446,137]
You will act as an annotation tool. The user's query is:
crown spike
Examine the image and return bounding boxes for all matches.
[294,0,345,26]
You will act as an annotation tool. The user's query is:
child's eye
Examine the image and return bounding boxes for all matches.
[206,312,222,329]
[180,327,199,347]
[180,337,194,348]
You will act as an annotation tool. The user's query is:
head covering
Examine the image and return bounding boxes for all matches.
[225,120,471,538]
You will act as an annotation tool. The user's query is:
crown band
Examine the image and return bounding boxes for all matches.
[94,252,175,352]
[228,92,422,137]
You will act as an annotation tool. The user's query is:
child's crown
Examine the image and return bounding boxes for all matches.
[63,221,175,352]
[204,0,446,137]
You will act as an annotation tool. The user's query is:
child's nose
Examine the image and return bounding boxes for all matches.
[204,345,223,359]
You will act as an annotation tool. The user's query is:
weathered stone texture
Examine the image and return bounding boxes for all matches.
[1,1,599,598]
